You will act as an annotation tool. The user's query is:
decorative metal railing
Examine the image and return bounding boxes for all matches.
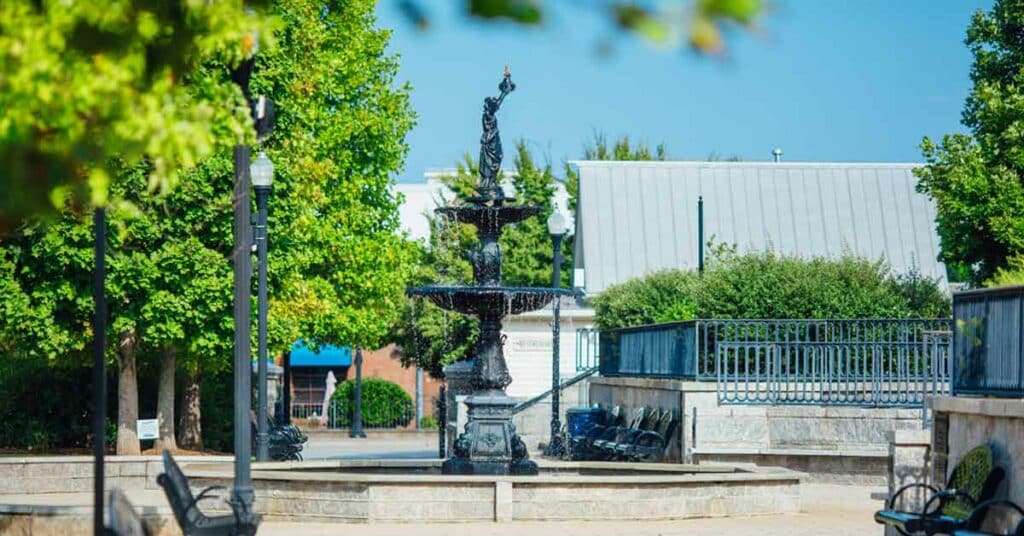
[590,319,953,408]
[706,319,952,407]
[575,327,600,372]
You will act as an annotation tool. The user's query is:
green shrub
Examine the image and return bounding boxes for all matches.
[418,414,439,429]
[593,251,950,329]
[329,377,414,428]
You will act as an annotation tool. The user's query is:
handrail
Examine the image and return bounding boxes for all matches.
[512,368,597,414]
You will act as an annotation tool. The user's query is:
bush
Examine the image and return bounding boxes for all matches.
[329,377,414,428]
[0,359,114,451]
[593,251,950,329]
[418,414,439,429]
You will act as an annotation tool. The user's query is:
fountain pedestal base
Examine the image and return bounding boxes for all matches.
[442,391,537,476]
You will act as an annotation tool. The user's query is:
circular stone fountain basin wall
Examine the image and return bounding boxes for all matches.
[185,459,803,523]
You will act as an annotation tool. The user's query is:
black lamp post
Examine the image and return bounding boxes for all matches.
[92,208,107,536]
[349,348,366,438]
[252,151,274,462]
[543,205,567,457]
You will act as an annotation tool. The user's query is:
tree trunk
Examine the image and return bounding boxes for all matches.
[116,329,141,455]
[154,347,177,453]
[178,368,203,451]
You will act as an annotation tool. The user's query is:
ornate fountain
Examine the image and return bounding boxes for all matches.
[408,68,574,475]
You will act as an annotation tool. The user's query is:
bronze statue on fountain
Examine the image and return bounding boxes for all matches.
[408,67,576,475]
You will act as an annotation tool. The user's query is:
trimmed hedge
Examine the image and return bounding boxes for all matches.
[594,251,950,329]
[329,377,414,428]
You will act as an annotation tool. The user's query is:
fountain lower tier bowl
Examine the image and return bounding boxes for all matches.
[435,204,542,235]
[407,285,578,316]
[179,459,802,523]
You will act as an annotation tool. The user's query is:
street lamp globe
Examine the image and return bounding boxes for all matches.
[546,205,567,237]
[251,151,274,189]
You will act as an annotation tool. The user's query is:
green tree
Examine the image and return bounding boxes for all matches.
[0,1,276,230]
[0,0,416,454]
[916,0,1024,285]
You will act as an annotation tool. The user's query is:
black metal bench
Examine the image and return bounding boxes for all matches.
[950,502,1024,536]
[625,409,678,463]
[157,451,260,536]
[953,500,1024,536]
[250,411,306,461]
[875,444,1005,535]
[106,488,149,536]
[569,405,620,460]
[600,407,661,460]
[592,406,646,460]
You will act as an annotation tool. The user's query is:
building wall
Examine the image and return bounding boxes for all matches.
[361,344,443,417]
[502,308,594,399]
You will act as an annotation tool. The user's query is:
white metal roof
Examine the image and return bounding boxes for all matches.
[572,160,946,295]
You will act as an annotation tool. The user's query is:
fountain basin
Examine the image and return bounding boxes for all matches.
[408,286,578,316]
[436,205,542,235]
[184,459,803,523]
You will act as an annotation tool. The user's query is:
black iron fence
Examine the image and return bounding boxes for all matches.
[953,286,1024,397]
[591,319,953,408]
[291,401,419,430]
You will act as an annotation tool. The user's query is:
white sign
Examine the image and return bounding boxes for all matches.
[137,419,159,440]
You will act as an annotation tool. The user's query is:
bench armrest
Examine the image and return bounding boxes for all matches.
[887,482,940,510]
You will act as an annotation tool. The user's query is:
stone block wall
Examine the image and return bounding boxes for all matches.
[0,456,232,495]
[930,396,1024,505]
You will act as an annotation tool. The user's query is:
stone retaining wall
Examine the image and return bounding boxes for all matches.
[0,456,232,494]
[590,376,926,481]
[930,396,1024,505]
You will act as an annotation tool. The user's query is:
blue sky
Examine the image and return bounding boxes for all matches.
[375,1,990,183]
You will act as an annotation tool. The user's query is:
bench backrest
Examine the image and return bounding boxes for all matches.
[944,444,1005,519]
[640,408,661,431]
[159,451,200,527]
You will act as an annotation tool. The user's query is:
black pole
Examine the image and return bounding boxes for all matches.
[543,232,565,457]
[280,352,291,426]
[232,144,254,514]
[92,208,106,536]
[697,195,704,276]
[254,186,270,461]
[349,349,366,438]
[437,385,447,458]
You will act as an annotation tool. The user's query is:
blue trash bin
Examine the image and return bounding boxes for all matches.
[566,406,604,438]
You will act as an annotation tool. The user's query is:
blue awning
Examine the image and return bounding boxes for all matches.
[289,341,352,367]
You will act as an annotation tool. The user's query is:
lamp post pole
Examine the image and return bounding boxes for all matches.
[350,349,366,438]
[544,206,567,457]
[254,181,270,462]
[231,140,254,511]
[92,208,107,536]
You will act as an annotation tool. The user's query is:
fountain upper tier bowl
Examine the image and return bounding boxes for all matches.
[435,204,542,235]
[407,285,578,316]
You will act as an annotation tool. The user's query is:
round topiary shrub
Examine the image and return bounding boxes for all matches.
[329,377,414,429]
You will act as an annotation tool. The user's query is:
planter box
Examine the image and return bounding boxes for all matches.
[953,286,1024,397]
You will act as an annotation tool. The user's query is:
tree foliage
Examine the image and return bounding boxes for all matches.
[0,0,416,451]
[593,249,950,329]
[915,0,1024,285]
[398,0,765,56]
[0,1,277,230]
